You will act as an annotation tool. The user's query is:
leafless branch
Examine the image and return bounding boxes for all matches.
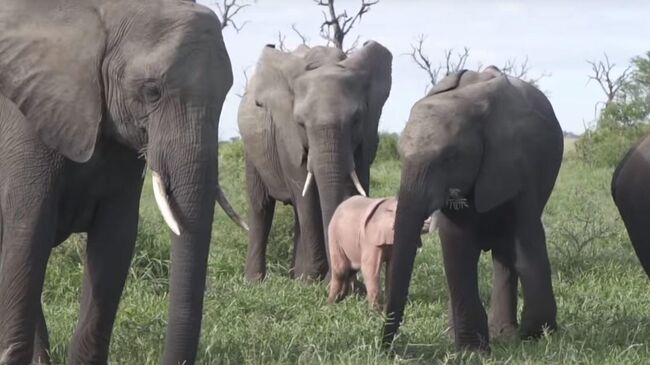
[234,67,250,98]
[408,35,470,91]
[408,35,439,88]
[502,57,530,78]
[276,31,287,51]
[315,0,379,51]
[276,24,309,52]
[216,0,251,32]
[587,53,632,105]
[291,24,309,46]
[500,56,550,85]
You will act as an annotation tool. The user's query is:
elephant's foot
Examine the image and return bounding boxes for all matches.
[245,271,266,284]
[519,318,557,339]
[293,263,329,282]
[454,333,491,355]
[489,322,518,340]
[1,342,32,365]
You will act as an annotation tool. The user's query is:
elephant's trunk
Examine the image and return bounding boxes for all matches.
[308,126,355,279]
[148,106,218,365]
[383,164,444,348]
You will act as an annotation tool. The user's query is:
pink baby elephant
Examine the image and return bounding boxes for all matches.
[327,196,432,309]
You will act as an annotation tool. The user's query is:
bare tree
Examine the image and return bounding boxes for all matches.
[499,57,550,86]
[587,53,632,107]
[409,35,548,93]
[291,24,310,46]
[234,67,250,98]
[276,24,310,52]
[315,0,379,52]
[276,31,287,51]
[408,35,469,92]
[216,0,252,32]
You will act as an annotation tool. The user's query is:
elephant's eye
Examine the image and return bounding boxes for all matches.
[142,81,162,104]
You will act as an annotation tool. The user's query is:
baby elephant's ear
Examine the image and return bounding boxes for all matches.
[0,7,105,162]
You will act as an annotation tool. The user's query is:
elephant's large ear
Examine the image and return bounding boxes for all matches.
[427,70,469,96]
[0,9,105,162]
[340,41,392,164]
[473,109,522,213]
[303,46,346,70]
[361,198,396,246]
[252,45,308,168]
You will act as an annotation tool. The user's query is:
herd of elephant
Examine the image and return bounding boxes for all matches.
[0,1,649,364]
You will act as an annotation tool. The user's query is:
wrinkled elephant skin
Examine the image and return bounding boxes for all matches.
[383,67,564,353]
[0,1,244,364]
[238,42,392,282]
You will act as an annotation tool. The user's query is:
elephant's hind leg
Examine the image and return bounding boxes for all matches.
[514,214,557,339]
[327,268,352,304]
[244,160,276,282]
[361,247,383,310]
[488,236,519,339]
[32,300,51,365]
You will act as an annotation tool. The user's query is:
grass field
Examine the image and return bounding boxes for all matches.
[42,136,650,364]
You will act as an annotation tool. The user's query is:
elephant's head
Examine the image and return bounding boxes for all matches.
[0,1,243,362]
[383,69,525,346]
[249,41,392,257]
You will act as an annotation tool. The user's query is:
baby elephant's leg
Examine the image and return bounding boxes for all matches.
[327,246,352,304]
[328,270,351,304]
[361,247,384,310]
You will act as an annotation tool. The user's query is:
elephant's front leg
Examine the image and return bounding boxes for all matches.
[244,161,276,282]
[68,186,141,365]
[0,201,57,364]
[292,190,328,281]
[488,239,519,339]
[439,217,490,353]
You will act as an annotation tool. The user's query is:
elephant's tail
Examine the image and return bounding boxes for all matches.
[216,184,249,232]
[0,206,3,263]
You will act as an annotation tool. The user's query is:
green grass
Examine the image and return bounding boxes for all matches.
[41,139,650,364]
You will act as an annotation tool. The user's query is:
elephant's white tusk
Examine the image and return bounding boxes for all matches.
[350,171,367,197]
[428,211,439,234]
[216,184,249,232]
[152,171,181,236]
[302,171,314,197]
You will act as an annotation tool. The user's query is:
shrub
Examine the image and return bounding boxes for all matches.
[574,124,650,168]
[374,132,399,163]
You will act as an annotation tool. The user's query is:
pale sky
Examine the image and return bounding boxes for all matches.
[199,0,650,140]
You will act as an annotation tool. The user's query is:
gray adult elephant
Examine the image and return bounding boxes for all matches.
[0,1,246,364]
[612,136,650,279]
[382,67,563,352]
[238,42,392,281]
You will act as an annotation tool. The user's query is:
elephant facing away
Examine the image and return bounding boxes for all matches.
[383,67,564,353]
[0,1,245,364]
[238,41,392,281]
[612,136,650,279]
[327,196,431,310]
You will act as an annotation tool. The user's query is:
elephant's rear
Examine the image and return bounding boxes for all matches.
[612,136,650,279]
[511,77,564,208]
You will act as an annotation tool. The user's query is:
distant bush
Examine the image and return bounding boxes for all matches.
[219,139,245,166]
[574,124,650,168]
[374,132,399,163]
[575,51,650,168]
